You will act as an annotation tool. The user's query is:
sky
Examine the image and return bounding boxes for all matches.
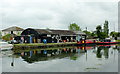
[0,0,119,32]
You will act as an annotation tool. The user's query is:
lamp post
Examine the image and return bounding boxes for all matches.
[86,27,87,32]
[85,27,87,43]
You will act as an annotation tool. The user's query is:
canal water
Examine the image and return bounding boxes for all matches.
[1,44,119,72]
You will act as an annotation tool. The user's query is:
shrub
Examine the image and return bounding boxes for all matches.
[2,34,12,41]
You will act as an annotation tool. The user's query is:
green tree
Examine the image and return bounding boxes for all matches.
[0,31,2,39]
[96,25,107,40]
[2,34,12,41]
[83,30,91,36]
[96,25,102,38]
[96,25,102,32]
[104,20,109,36]
[99,32,107,39]
[91,31,97,37]
[110,31,118,37]
[68,23,81,31]
[46,27,50,30]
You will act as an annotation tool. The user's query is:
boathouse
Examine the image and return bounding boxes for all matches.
[17,28,86,43]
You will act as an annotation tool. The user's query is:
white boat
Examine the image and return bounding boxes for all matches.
[0,42,13,50]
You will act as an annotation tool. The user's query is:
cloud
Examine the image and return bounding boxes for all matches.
[0,0,118,32]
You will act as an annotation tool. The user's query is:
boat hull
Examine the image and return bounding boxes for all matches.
[77,41,117,45]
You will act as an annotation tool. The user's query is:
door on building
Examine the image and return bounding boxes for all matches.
[11,31,13,34]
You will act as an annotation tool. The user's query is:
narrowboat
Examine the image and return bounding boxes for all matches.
[77,39,117,44]
[77,39,96,44]
[97,39,117,44]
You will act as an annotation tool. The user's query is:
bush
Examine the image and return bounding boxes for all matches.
[8,41,11,44]
[2,34,12,41]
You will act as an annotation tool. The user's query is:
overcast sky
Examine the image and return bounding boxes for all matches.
[0,0,118,32]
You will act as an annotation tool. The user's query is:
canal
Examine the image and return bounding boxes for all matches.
[1,44,119,72]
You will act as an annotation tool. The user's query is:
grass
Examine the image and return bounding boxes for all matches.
[12,42,77,50]
[13,42,77,46]
[116,40,120,42]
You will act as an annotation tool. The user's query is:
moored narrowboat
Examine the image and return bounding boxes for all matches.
[97,39,117,44]
[77,39,96,44]
[77,39,117,44]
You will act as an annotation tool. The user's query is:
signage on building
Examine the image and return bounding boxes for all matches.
[47,35,51,37]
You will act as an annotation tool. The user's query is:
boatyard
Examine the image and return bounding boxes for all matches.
[1,26,120,51]
[0,24,120,72]
[0,1,119,73]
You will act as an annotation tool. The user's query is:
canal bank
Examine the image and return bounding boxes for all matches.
[12,42,77,50]
[12,42,120,50]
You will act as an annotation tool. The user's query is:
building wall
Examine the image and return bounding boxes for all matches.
[2,31,10,36]
[13,31,22,35]
[2,31,23,36]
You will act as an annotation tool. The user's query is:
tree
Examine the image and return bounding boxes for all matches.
[2,34,12,41]
[110,31,118,37]
[104,20,109,36]
[83,30,91,36]
[0,31,2,39]
[96,25,102,38]
[99,32,107,39]
[68,23,81,31]
[46,27,50,30]
[96,25,102,32]
[96,25,107,40]
[91,31,97,37]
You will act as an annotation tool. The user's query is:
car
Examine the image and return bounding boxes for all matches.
[8,40,19,44]
[17,40,22,43]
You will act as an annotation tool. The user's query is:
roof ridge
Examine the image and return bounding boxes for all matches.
[2,26,24,31]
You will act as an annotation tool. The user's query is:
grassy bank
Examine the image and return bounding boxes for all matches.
[14,42,77,46]
[116,40,120,42]
[13,42,77,50]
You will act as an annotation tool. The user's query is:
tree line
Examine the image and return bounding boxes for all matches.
[68,20,119,40]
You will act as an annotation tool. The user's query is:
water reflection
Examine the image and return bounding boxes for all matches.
[2,44,119,72]
[12,45,119,64]
[97,45,110,59]
[13,46,90,63]
[96,45,119,59]
[11,54,14,67]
